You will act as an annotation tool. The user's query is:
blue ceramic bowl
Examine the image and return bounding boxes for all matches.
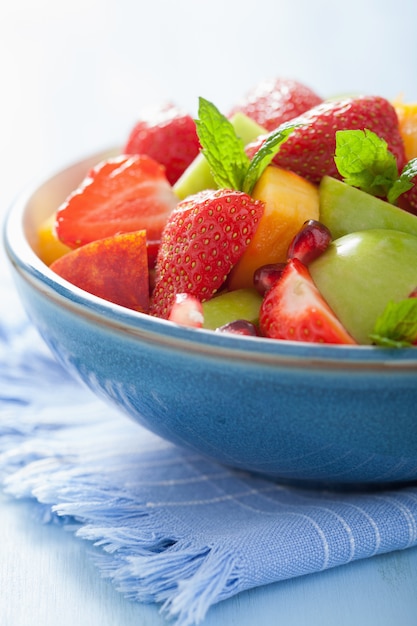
[4,150,417,488]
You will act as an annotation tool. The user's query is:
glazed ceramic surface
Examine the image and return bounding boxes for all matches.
[4,152,417,487]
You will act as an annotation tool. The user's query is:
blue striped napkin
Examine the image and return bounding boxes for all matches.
[1,274,417,626]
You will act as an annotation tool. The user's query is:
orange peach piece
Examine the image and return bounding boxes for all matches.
[50,230,150,312]
[393,98,417,161]
[227,166,319,291]
[37,212,72,266]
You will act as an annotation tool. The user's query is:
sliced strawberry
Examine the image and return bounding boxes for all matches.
[400,176,417,214]
[247,96,407,185]
[259,258,356,344]
[50,230,150,312]
[55,154,178,249]
[150,189,264,319]
[229,77,323,131]
[168,293,204,328]
[123,103,200,185]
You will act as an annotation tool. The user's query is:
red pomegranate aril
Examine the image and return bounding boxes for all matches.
[216,320,258,336]
[253,262,287,296]
[287,220,332,265]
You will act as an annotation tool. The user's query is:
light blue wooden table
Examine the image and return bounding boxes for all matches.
[1,489,416,626]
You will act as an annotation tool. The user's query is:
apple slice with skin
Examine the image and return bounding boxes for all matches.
[319,176,417,240]
[309,228,417,344]
[202,288,263,330]
[227,166,320,291]
[50,230,150,312]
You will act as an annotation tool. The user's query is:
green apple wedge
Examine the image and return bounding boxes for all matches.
[202,288,262,330]
[319,176,417,240]
[173,113,267,200]
[309,229,417,344]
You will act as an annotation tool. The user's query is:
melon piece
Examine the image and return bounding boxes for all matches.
[227,166,319,291]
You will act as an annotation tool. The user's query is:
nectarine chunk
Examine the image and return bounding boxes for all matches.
[393,98,417,161]
[50,230,150,312]
[228,166,319,290]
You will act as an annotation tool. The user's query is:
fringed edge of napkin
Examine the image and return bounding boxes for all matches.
[0,399,241,626]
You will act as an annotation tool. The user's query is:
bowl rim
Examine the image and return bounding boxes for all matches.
[4,150,417,371]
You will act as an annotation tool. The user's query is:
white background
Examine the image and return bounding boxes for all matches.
[0,0,416,211]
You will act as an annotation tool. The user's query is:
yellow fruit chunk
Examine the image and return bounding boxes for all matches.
[228,166,319,291]
[37,212,72,266]
[393,98,417,161]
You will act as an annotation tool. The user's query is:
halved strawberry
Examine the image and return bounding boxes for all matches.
[229,77,323,131]
[123,103,200,185]
[247,96,407,185]
[150,189,264,319]
[259,258,356,344]
[55,154,178,250]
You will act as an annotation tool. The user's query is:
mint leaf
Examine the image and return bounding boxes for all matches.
[387,158,417,204]
[370,298,417,347]
[242,123,295,195]
[334,129,399,197]
[195,97,250,191]
[195,97,295,194]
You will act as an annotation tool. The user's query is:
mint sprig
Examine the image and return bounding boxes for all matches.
[196,97,250,191]
[195,97,294,195]
[334,128,416,205]
[334,129,399,197]
[242,123,295,194]
[370,298,417,347]
[387,158,417,204]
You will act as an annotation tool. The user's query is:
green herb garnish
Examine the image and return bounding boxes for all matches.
[370,298,417,347]
[334,128,416,205]
[387,158,417,204]
[195,97,295,195]
[334,129,398,197]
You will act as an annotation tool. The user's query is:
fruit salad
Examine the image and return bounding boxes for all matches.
[37,77,417,347]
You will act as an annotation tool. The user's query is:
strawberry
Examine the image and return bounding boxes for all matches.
[399,176,417,214]
[247,96,407,185]
[150,189,264,319]
[123,103,200,185]
[168,293,204,328]
[228,77,323,131]
[55,154,178,250]
[259,258,356,344]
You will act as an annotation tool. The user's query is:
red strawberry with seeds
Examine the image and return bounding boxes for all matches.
[247,96,407,185]
[123,103,200,185]
[55,154,178,253]
[229,77,323,131]
[399,175,417,214]
[150,189,264,319]
[259,258,356,344]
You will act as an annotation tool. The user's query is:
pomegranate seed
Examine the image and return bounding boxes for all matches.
[253,262,287,296]
[216,319,258,336]
[287,219,332,265]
